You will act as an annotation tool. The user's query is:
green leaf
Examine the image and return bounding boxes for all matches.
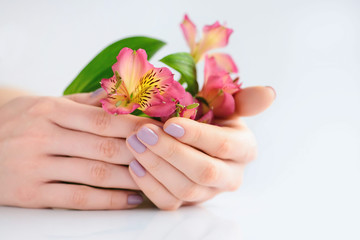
[130,109,161,121]
[160,52,198,96]
[63,36,166,95]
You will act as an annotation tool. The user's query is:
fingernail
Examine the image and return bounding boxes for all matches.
[127,134,146,153]
[90,87,104,98]
[137,127,158,145]
[265,86,276,100]
[127,194,143,205]
[164,123,185,138]
[129,160,146,177]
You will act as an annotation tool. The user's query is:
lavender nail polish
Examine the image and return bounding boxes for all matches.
[127,134,146,153]
[137,127,158,145]
[129,160,146,177]
[164,123,185,138]
[127,194,143,205]
[90,87,104,98]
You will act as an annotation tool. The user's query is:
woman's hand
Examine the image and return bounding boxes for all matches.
[126,86,276,210]
[0,93,159,210]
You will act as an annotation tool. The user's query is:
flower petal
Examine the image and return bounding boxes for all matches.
[143,101,176,117]
[144,79,186,116]
[202,56,240,95]
[202,21,233,49]
[161,80,186,102]
[100,98,140,115]
[180,107,198,119]
[197,110,214,124]
[134,67,178,111]
[204,56,227,83]
[179,91,196,106]
[223,77,241,95]
[100,76,117,94]
[193,22,233,62]
[209,53,238,73]
[211,92,235,117]
[181,14,197,52]
[112,48,153,94]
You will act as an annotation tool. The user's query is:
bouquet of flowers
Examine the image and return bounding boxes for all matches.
[64,15,241,124]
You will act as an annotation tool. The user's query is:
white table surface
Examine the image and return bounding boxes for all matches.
[0,0,359,239]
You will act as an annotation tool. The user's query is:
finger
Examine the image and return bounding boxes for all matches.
[40,97,161,137]
[126,136,217,202]
[40,183,143,210]
[129,125,236,189]
[163,117,257,162]
[128,160,182,210]
[42,156,139,190]
[46,125,134,165]
[63,88,106,106]
[234,86,276,116]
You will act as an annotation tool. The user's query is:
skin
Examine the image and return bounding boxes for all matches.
[0,86,275,210]
[127,86,276,210]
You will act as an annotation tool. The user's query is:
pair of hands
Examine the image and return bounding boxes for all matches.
[0,86,275,210]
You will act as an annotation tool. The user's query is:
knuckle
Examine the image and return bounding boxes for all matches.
[93,111,111,132]
[227,178,243,192]
[89,162,109,183]
[134,120,145,132]
[241,133,258,162]
[178,184,199,202]
[108,191,118,208]
[191,127,202,144]
[215,138,232,157]
[98,138,119,159]
[15,186,37,204]
[240,145,258,163]
[27,97,56,116]
[64,94,79,102]
[246,146,258,162]
[71,187,88,207]
[198,162,219,185]
[146,157,161,171]
[21,120,50,143]
[163,142,177,159]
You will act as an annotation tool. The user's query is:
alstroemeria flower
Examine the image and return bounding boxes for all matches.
[209,53,238,73]
[197,56,241,118]
[181,14,233,62]
[197,109,214,124]
[177,92,199,119]
[161,92,199,122]
[101,48,185,117]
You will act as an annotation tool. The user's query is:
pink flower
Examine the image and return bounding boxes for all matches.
[181,14,233,62]
[100,48,185,117]
[161,92,199,122]
[197,56,241,118]
[209,53,238,73]
[197,110,214,124]
[177,92,199,119]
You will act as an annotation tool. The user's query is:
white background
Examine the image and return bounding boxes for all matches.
[0,0,359,239]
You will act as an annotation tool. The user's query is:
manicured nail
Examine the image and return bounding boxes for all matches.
[265,86,276,100]
[164,123,185,138]
[127,134,146,153]
[127,194,143,205]
[129,160,146,177]
[137,127,158,145]
[90,87,104,98]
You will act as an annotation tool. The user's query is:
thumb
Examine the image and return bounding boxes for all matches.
[63,88,106,106]
[234,86,276,117]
